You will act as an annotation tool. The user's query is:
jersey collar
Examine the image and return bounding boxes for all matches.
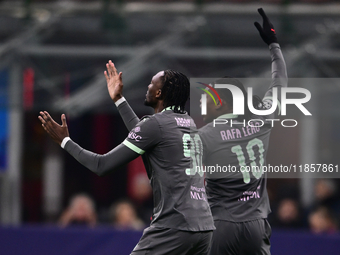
[161,106,179,112]
[216,113,238,119]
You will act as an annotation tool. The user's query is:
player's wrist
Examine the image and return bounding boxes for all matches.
[113,94,124,103]
[269,42,280,50]
[267,37,278,45]
[115,96,126,107]
[61,137,71,148]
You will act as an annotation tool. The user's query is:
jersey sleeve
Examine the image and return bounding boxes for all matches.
[122,116,161,155]
[64,142,140,176]
[117,100,140,131]
[263,43,288,118]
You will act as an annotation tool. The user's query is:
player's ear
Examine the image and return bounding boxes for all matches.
[216,98,229,112]
[215,99,223,109]
[156,89,162,98]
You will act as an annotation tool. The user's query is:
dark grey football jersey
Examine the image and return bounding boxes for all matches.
[123,108,215,231]
[200,115,272,222]
[199,43,287,222]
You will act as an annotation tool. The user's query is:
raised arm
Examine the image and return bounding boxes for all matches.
[115,99,140,131]
[104,60,140,131]
[254,8,287,106]
[38,111,139,176]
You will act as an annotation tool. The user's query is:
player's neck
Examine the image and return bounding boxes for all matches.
[153,101,165,113]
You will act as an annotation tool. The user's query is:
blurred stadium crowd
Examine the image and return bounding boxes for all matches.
[38,178,340,235]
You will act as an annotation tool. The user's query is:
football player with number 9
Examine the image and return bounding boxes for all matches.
[39,66,215,254]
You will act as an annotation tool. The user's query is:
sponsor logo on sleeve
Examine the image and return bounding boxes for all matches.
[133,126,141,133]
[128,131,142,141]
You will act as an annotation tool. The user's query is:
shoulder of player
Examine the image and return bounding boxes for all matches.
[129,115,161,137]
[137,114,160,127]
[155,110,191,123]
[197,122,215,142]
[199,122,214,133]
[132,115,159,132]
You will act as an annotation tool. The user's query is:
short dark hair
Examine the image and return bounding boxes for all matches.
[160,70,190,114]
[213,77,263,121]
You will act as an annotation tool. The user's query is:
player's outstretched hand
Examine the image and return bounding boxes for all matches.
[104,60,124,103]
[38,111,69,145]
[254,8,278,45]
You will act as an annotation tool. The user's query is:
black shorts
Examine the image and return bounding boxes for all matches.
[131,226,213,255]
[209,219,271,255]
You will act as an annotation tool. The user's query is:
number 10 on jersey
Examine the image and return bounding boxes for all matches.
[231,138,265,183]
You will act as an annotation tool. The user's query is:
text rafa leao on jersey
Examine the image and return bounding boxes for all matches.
[214,119,297,141]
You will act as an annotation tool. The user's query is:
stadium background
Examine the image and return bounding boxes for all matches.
[0,0,340,254]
